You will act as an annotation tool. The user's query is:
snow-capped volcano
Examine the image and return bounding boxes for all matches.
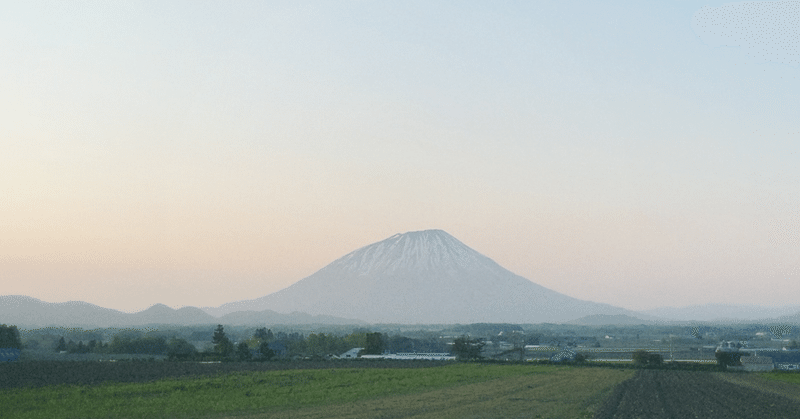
[206,229,640,324]
[327,229,495,276]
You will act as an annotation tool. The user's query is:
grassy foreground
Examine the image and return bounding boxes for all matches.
[760,370,800,386]
[1,363,634,419]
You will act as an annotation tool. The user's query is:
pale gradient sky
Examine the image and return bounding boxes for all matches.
[2,1,799,314]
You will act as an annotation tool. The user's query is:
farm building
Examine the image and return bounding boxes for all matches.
[0,348,20,362]
[770,350,800,371]
[550,349,576,363]
[339,348,363,359]
[360,352,456,361]
[739,356,774,372]
[716,341,742,352]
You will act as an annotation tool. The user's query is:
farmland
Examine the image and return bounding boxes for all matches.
[0,362,632,419]
[3,359,800,418]
[0,359,450,389]
[594,369,800,419]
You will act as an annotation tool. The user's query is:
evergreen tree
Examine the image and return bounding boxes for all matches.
[55,337,67,352]
[212,325,227,345]
[212,325,233,357]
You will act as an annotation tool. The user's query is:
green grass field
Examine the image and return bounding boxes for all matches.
[1,364,634,419]
[761,370,800,385]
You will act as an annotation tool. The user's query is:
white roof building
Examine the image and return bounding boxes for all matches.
[339,348,363,359]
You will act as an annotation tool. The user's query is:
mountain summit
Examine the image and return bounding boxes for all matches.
[207,230,640,324]
[326,229,499,277]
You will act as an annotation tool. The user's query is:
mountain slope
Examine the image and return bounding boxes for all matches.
[217,309,366,326]
[206,230,647,324]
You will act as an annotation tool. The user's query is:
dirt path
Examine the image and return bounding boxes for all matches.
[593,369,800,419]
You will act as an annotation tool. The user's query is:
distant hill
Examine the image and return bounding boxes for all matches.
[768,311,800,325]
[638,304,800,323]
[0,295,360,328]
[202,229,650,324]
[565,314,657,326]
[0,295,129,328]
[127,304,217,326]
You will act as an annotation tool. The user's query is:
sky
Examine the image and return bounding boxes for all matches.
[2,0,799,314]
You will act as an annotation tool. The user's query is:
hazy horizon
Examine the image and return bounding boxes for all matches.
[3,1,799,314]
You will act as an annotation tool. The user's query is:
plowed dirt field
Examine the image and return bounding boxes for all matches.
[594,369,800,419]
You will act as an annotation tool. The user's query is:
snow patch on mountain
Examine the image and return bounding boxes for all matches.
[327,229,494,276]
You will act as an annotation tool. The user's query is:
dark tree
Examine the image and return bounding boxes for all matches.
[254,328,273,341]
[259,341,276,361]
[632,350,663,367]
[632,349,648,366]
[386,335,416,353]
[55,337,67,352]
[363,332,385,355]
[715,350,742,368]
[167,338,198,361]
[0,324,21,349]
[236,342,252,361]
[109,336,167,355]
[451,336,485,360]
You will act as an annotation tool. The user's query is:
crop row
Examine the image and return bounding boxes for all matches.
[0,359,450,389]
[594,369,800,419]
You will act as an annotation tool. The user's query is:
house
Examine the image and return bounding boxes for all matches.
[739,356,774,372]
[0,348,20,362]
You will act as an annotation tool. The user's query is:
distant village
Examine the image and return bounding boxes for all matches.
[5,322,800,371]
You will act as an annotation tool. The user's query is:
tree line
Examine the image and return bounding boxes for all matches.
[46,325,449,361]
